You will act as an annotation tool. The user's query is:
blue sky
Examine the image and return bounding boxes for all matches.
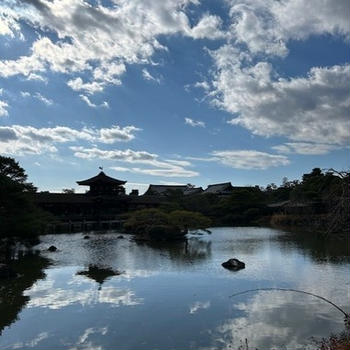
[0,0,349,194]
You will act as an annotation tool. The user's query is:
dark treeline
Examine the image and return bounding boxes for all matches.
[0,156,53,239]
[1,155,349,239]
[148,167,350,236]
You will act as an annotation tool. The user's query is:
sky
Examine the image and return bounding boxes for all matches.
[0,0,349,194]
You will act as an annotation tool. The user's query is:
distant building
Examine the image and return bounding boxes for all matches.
[144,184,203,196]
[203,182,233,195]
[33,170,256,223]
[77,171,126,195]
[203,182,253,196]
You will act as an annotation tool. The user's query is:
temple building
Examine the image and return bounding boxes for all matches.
[77,171,126,195]
[144,184,203,196]
[33,169,255,228]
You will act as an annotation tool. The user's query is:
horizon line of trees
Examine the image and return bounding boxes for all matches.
[1,155,349,238]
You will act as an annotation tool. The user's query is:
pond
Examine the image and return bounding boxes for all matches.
[0,227,349,349]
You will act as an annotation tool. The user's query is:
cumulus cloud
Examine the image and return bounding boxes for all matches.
[71,146,198,178]
[226,0,350,57]
[189,14,226,39]
[0,124,139,155]
[209,48,350,145]
[185,117,205,128]
[67,77,105,94]
[0,0,223,92]
[211,150,290,169]
[188,1,350,149]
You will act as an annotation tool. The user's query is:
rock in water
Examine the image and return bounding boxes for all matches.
[48,245,57,252]
[222,258,245,270]
[83,235,90,239]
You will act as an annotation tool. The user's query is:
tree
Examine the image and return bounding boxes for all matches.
[168,210,211,233]
[0,156,51,238]
[0,156,36,192]
[123,208,211,239]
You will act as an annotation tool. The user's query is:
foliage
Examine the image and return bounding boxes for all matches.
[0,156,52,238]
[152,167,349,235]
[0,156,36,192]
[123,208,211,239]
[168,210,211,232]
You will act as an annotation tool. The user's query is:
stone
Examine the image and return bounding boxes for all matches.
[222,258,245,270]
[117,235,124,239]
[83,235,90,239]
[48,245,57,252]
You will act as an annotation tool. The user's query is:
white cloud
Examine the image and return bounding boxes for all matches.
[122,166,198,178]
[189,14,225,40]
[209,48,350,145]
[21,91,53,105]
[80,94,97,108]
[193,81,210,90]
[0,124,139,155]
[142,68,161,84]
[27,73,48,83]
[0,0,223,91]
[159,181,186,185]
[272,143,341,155]
[0,100,9,117]
[33,92,53,106]
[185,117,205,128]
[226,0,350,57]
[79,94,109,109]
[71,146,198,178]
[70,147,158,162]
[211,150,290,170]
[99,125,140,143]
[20,91,31,98]
[68,77,105,95]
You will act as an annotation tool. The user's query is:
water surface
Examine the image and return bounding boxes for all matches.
[0,227,349,349]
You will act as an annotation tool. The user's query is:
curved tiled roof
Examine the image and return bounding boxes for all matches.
[77,171,126,186]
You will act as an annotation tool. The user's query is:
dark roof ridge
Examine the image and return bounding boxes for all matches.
[207,182,232,187]
[77,171,126,185]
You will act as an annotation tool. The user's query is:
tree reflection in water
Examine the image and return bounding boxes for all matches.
[135,237,212,265]
[0,250,50,335]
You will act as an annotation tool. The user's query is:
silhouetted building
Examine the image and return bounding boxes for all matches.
[77,171,126,195]
[203,182,234,195]
[144,184,203,196]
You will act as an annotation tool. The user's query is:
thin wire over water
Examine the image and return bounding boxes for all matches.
[229,287,349,318]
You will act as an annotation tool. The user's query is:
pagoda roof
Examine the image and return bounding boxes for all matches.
[77,171,126,186]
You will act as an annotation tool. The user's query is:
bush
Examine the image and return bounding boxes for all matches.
[124,208,211,239]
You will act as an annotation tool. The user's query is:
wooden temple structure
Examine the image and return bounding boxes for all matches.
[33,170,254,230]
[77,171,126,195]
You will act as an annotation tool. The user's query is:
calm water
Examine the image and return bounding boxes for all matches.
[0,227,349,350]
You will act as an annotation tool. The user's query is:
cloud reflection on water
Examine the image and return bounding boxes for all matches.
[25,270,143,310]
[202,290,345,350]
